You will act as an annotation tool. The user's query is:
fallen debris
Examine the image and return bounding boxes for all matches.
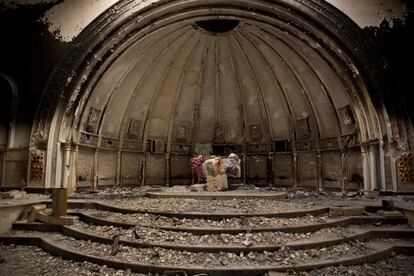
[190,184,206,192]
[330,206,365,216]
[27,204,47,223]
[243,239,254,247]
[133,229,140,239]
[111,234,121,256]
[0,190,47,200]
[0,190,26,199]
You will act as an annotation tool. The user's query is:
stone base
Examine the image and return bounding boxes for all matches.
[27,204,47,223]
[330,206,365,216]
[29,208,78,225]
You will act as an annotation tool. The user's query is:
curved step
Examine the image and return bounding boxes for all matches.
[12,221,414,253]
[145,191,287,200]
[94,202,329,219]
[0,235,413,276]
[72,211,408,234]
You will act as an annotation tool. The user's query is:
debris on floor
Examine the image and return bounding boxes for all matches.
[190,184,206,192]
[0,190,48,200]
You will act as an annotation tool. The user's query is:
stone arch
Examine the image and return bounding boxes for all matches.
[30,0,411,191]
[0,73,18,148]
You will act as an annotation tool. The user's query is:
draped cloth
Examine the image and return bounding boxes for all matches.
[190,155,208,183]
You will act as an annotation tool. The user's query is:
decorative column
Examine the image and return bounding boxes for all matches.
[93,149,99,190]
[317,150,323,191]
[142,152,146,186]
[267,152,274,186]
[293,152,298,188]
[379,139,386,191]
[339,152,347,193]
[369,143,378,191]
[115,150,121,187]
[361,145,370,193]
[61,140,72,189]
[242,155,247,185]
[69,145,78,194]
[165,153,171,187]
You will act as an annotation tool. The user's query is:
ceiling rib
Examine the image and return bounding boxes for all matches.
[96,26,190,137]
[116,27,193,139]
[166,36,204,150]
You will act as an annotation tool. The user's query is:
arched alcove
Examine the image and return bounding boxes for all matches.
[29,0,412,192]
[0,73,18,148]
[0,73,22,187]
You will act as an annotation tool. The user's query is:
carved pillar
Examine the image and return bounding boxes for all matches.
[166,153,170,187]
[93,149,99,190]
[293,152,298,188]
[369,143,378,191]
[267,152,274,186]
[142,152,146,186]
[317,150,323,191]
[361,145,370,193]
[339,152,347,193]
[115,151,121,187]
[70,145,78,193]
[61,141,72,189]
[242,155,247,185]
[379,139,386,191]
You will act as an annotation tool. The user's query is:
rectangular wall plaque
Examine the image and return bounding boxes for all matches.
[338,105,355,125]
[85,107,102,133]
[250,124,262,140]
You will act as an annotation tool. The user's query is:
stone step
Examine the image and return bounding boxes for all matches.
[1,232,413,276]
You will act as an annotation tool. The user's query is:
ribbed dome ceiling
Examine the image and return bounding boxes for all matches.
[78,17,355,147]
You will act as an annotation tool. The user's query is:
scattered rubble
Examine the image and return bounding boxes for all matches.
[2,243,413,275]
[105,198,319,214]
[2,187,414,275]
[71,221,365,246]
[85,210,331,228]
[0,244,147,276]
[8,230,382,267]
[69,187,146,200]
[0,190,48,200]
[293,254,414,275]
[72,221,411,247]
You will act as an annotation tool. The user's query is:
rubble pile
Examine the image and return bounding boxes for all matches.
[6,231,380,267]
[2,187,414,275]
[0,244,145,276]
[0,190,48,200]
[86,210,330,228]
[72,221,389,246]
[107,198,318,213]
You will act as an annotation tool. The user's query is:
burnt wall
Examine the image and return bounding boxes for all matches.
[363,3,414,121]
[0,2,68,148]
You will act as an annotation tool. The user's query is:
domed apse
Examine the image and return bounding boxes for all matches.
[69,18,363,189]
[195,19,240,33]
[35,0,406,195]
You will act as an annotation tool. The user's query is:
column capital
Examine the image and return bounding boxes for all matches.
[60,140,73,150]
